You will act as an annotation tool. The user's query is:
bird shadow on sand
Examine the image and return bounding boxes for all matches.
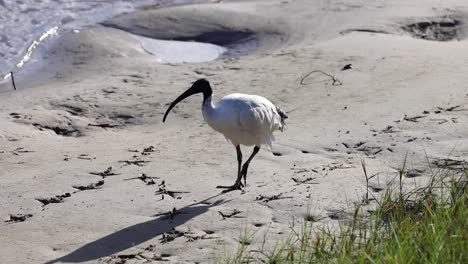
[44,194,227,264]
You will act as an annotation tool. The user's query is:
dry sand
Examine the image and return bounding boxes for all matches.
[1,0,468,263]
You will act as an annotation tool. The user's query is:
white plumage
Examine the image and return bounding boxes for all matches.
[163,79,287,192]
[202,93,285,150]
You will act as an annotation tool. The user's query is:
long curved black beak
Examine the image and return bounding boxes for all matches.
[162,85,201,123]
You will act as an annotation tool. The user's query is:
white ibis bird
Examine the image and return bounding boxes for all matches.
[163,79,287,192]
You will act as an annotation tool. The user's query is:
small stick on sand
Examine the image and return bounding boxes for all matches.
[403,114,425,122]
[255,193,293,203]
[153,207,187,220]
[36,193,71,206]
[300,70,343,86]
[218,209,243,219]
[72,180,104,191]
[89,167,118,178]
[5,213,33,223]
[10,71,17,90]
[88,123,116,128]
[291,177,318,185]
[155,186,189,198]
[160,228,185,243]
[118,159,150,166]
[124,173,158,185]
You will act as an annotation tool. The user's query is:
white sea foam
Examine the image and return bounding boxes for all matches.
[0,0,204,77]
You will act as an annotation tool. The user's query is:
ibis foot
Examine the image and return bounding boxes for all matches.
[216,182,244,193]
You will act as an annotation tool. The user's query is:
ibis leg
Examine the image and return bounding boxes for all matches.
[216,145,244,192]
[241,146,260,186]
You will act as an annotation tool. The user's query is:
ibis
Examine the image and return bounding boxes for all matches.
[163,79,287,192]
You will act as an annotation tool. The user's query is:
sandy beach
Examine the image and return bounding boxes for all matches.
[1,0,468,263]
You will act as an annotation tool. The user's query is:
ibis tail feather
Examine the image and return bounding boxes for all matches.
[276,107,288,132]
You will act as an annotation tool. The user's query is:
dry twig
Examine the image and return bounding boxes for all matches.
[300,70,343,86]
[5,213,32,223]
[10,71,17,90]
[89,167,118,178]
[291,177,318,185]
[218,209,243,219]
[255,193,293,203]
[73,180,104,191]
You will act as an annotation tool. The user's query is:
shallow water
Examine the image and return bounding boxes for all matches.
[0,0,202,79]
[132,34,227,63]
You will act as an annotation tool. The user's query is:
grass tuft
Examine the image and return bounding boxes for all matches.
[221,159,467,264]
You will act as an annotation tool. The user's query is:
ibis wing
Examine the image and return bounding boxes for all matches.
[238,103,278,149]
[214,93,284,148]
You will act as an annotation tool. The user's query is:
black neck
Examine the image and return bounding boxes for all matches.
[202,86,212,102]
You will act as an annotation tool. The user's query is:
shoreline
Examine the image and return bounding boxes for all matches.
[0,0,206,89]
